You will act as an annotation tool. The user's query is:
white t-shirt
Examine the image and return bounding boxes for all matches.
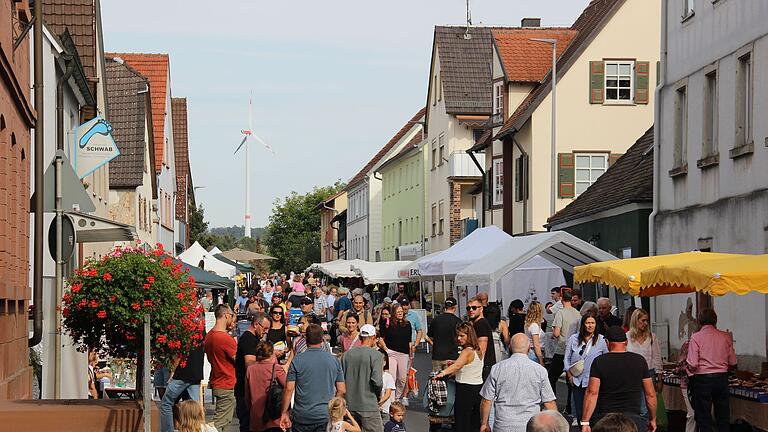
[380,371,396,413]
[525,322,541,348]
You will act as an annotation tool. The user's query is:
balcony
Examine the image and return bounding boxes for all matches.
[460,218,479,238]
[449,151,485,178]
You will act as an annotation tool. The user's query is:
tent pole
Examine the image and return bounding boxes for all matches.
[442,274,446,305]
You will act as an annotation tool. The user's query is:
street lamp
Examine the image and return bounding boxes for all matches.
[530,38,557,217]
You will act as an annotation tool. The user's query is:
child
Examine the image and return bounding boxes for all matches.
[176,400,217,432]
[384,401,406,432]
[327,397,361,432]
[379,351,397,425]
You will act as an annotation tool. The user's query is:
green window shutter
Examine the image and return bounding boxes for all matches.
[558,153,575,198]
[589,61,605,104]
[635,61,650,104]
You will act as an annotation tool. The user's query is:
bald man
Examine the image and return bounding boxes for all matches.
[526,411,569,432]
[476,292,489,307]
[480,334,557,432]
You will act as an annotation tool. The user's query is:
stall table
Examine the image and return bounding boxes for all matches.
[103,387,137,399]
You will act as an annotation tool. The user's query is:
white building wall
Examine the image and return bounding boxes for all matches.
[346,182,369,260]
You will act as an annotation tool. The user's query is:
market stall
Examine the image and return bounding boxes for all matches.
[177,241,237,278]
[350,260,411,285]
[308,259,367,279]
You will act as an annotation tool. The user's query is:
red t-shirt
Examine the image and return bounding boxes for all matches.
[203,330,237,389]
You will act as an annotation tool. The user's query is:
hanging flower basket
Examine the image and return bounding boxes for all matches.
[61,244,204,368]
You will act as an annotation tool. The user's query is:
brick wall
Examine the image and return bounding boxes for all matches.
[449,181,462,245]
[0,0,33,400]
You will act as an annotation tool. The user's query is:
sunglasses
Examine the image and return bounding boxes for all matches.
[272,311,283,315]
[466,306,481,311]
[579,345,587,356]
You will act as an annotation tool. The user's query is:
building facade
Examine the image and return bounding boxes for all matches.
[654,0,768,370]
[318,190,347,263]
[172,97,192,253]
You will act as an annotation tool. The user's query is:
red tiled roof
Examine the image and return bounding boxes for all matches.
[43,0,96,79]
[172,98,190,222]
[108,53,170,173]
[496,0,625,139]
[345,107,426,190]
[493,28,578,83]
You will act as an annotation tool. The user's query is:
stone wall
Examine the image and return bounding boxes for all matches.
[108,189,136,227]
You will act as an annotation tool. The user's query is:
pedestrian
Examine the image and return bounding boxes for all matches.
[686,308,737,432]
[507,299,526,336]
[342,324,384,432]
[485,302,510,362]
[203,304,238,432]
[391,284,408,305]
[401,300,425,354]
[266,305,287,346]
[312,288,328,319]
[571,289,583,311]
[176,400,217,432]
[236,289,250,315]
[564,315,609,425]
[384,401,407,432]
[287,274,307,309]
[202,290,214,313]
[674,338,697,432]
[580,326,656,432]
[592,413,638,432]
[327,397,362,432]
[621,306,637,333]
[332,287,353,347]
[288,314,332,358]
[352,288,373,309]
[426,297,462,372]
[280,324,346,432]
[595,298,622,336]
[235,312,271,432]
[476,292,489,307]
[466,297,496,380]
[300,296,316,319]
[526,411,570,432]
[326,286,338,322]
[479,334,557,432]
[434,322,485,432]
[626,308,663,421]
[525,301,545,365]
[378,303,412,401]
[379,352,397,425]
[375,304,392,328]
[160,336,205,432]
[262,280,275,305]
[339,295,374,334]
[340,313,362,353]
[549,289,580,400]
[550,288,563,318]
[244,341,287,432]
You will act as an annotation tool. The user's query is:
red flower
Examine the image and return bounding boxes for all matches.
[62,307,70,317]
[97,310,107,319]
[143,300,153,307]
[110,294,117,302]
[126,334,136,341]
[71,283,82,293]
[146,276,155,284]
[102,273,112,281]
[157,334,167,343]
[63,293,71,302]
[156,243,164,251]
[187,275,196,284]
[161,257,173,267]
[89,269,98,277]
[89,300,98,308]
[79,299,87,307]
[176,292,185,300]
[143,284,151,290]
[179,360,187,368]
[132,303,141,311]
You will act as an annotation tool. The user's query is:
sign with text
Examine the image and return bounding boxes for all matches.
[74,116,120,179]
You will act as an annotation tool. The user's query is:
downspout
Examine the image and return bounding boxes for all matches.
[513,137,529,234]
[465,148,485,227]
[29,0,44,348]
[649,0,668,257]
[321,202,339,259]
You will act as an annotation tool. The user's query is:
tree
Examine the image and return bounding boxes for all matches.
[264,181,345,273]
[188,201,208,245]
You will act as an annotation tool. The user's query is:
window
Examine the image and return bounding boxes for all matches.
[575,153,608,195]
[438,200,445,235]
[604,61,634,102]
[492,158,503,205]
[431,204,437,237]
[438,134,445,166]
[493,81,504,115]
[515,155,528,202]
[438,75,442,101]
[703,70,718,156]
[736,52,753,146]
[433,74,438,106]
[431,139,437,170]
[674,84,688,167]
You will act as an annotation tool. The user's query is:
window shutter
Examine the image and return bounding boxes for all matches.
[609,153,623,166]
[558,153,575,198]
[589,61,604,104]
[635,61,650,104]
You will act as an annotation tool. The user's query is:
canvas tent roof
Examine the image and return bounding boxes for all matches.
[418,226,513,278]
[178,241,237,278]
[167,256,234,292]
[214,253,254,273]
[350,261,411,285]
[308,259,367,279]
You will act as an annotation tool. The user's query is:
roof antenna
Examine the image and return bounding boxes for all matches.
[464,0,472,39]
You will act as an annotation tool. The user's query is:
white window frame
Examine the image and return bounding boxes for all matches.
[604,61,635,103]
[736,51,753,146]
[574,153,609,196]
[438,200,445,235]
[431,204,437,237]
[493,81,504,115]
[438,134,445,167]
[683,0,694,17]
[492,158,503,206]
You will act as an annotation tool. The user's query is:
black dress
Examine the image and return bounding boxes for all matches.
[266,325,286,345]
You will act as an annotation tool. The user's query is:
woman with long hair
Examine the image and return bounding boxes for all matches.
[434,322,484,432]
[339,313,362,352]
[176,400,217,432]
[378,303,412,401]
[564,314,609,423]
[525,302,545,365]
[484,302,510,361]
[374,304,391,328]
[626,308,662,420]
[266,304,287,345]
[245,341,287,432]
[622,305,638,333]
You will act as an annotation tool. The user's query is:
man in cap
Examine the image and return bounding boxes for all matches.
[342,324,384,432]
[580,326,656,432]
[427,297,462,372]
[235,289,250,314]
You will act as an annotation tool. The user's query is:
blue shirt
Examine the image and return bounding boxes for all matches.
[563,333,609,387]
[334,296,352,318]
[235,295,248,312]
[385,420,406,432]
[287,347,344,424]
[262,291,273,304]
[406,310,424,342]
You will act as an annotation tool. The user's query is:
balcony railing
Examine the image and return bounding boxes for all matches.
[449,151,485,178]
[461,218,479,238]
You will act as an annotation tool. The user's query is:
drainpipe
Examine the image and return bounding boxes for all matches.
[649,0,668,257]
[465,148,485,227]
[513,137,529,234]
[29,0,44,348]
[321,201,338,259]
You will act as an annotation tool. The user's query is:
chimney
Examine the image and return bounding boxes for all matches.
[521,18,541,28]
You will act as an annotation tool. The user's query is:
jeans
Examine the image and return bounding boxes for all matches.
[691,373,730,432]
[572,386,586,422]
[548,354,565,398]
[160,379,201,432]
[291,421,326,432]
[454,382,482,432]
[236,395,250,432]
[639,368,656,420]
[351,410,384,432]
[211,388,236,432]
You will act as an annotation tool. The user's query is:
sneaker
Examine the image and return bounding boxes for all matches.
[401,397,409,407]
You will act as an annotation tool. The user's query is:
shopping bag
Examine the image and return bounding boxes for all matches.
[407,367,419,398]
[656,391,668,429]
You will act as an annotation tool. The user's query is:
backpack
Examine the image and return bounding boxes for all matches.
[263,362,284,422]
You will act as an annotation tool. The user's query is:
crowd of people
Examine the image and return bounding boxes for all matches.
[157,274,738,432]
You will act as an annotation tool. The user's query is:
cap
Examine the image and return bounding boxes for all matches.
[605,325,628,343]
[272,292,283,299]
[360,324,377,337]
[383,297,392,304]
[300,297,313,305]
[444,297,457,307]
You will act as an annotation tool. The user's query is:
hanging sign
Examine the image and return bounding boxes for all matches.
[73,116,120,179]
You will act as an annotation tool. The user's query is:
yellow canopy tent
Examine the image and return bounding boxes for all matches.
[573,252,735,296]
[640,254,768,297]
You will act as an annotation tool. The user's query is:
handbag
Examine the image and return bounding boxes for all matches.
[568,339,594,377]
[263,362,284,422]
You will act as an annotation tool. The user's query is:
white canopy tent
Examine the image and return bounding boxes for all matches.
[308,259,367,279]
[209,246,223,255]
[350,261,411,285]
[418,226,513,278]
[178,241,237,278]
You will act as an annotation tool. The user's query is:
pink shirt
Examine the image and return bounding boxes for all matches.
[292,282,306,294]
[687,325,737,374]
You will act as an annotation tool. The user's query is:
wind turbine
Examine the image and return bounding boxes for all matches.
[234,93,274,238]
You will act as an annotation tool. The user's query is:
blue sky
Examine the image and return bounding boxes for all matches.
[101,0,590,228]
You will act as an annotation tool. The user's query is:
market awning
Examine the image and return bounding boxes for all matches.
[640,253,768,297]
[178,241,237,278]
[166,256,234,292]
[418,226,513,278]
[575,252,736,296]
[350,261,411,285]
[308,259,366,279]
[214,253,254,273]
[219,248,275,262]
